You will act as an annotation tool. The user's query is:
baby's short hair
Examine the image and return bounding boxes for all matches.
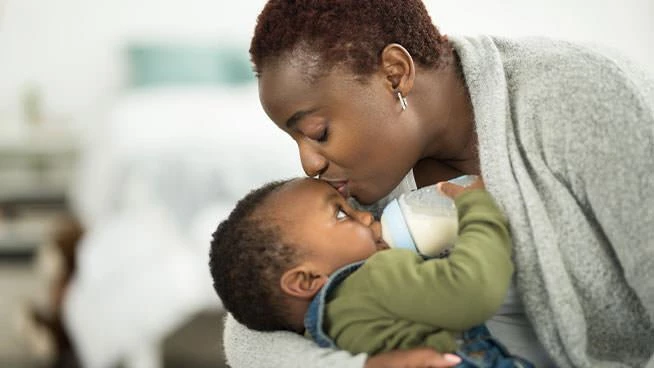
[209,179,302,331]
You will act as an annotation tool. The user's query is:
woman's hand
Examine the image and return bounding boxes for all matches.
[437,175,484,199]
[364,348,461,368]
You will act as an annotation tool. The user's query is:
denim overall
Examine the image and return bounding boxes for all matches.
[304,262,534,368]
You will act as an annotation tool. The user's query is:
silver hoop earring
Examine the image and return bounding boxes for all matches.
[397,92,408,111]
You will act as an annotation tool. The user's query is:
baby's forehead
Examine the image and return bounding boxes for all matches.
[274,177,328,199]
[260,178,330,217]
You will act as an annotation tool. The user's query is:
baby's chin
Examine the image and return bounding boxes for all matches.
[375,240,390,252]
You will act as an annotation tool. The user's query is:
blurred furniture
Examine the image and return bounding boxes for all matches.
[0,125,81,367]
[0,129,78,259]
[62,42,303,368]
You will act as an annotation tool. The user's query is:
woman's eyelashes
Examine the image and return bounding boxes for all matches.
[298,118,329,143]
[316,127,329,143]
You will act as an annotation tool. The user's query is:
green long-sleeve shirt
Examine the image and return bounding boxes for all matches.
[323,190,513,355]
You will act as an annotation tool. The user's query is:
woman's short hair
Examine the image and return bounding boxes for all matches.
[250,0,448,79]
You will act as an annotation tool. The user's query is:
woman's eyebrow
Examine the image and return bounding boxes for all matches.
[286,108,320,129]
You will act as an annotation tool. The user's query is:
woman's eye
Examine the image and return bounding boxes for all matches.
[336,209,348,220]
[316,127,329,143]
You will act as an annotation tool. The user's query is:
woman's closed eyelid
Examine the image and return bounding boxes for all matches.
[298,118,329,143]
[316,127,329,142]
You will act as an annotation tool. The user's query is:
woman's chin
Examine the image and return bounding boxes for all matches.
[350,188,382,206]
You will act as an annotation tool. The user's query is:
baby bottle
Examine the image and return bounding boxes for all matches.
[380,175,475,257]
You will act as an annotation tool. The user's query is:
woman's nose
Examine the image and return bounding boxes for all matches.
[298,141,327,177]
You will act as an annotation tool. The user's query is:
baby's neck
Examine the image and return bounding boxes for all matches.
[285,297,312,334]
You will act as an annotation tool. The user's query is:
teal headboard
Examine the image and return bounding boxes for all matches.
[127,44,254,88]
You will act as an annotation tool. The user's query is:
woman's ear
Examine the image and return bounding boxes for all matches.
[280,265,327,300]
[380,43,416,96]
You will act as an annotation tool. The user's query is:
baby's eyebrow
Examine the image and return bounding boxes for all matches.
[323,191,341,209]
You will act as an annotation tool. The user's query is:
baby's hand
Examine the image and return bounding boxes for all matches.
[437,175,485,199]
[365,348,461,368]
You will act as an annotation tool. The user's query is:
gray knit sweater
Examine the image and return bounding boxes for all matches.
[222,36,654,368]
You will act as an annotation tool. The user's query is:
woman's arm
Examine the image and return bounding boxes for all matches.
[224,314,462,368]
[223,314,367,368]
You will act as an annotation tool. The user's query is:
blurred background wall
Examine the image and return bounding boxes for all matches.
[0,0,651,130]
[0,0,268,130]
[0,1,652,367]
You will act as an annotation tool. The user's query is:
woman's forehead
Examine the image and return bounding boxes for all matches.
[258,64,335,127]
[260,46,323,81]
[259,58,368,116]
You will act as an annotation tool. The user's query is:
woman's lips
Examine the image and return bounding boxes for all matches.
[334,181,350,197]
[324,179,350,198]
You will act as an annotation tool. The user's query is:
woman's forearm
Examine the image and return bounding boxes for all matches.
[223,314,368,368]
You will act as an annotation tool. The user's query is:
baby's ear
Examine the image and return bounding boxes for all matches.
[280,265,327,299]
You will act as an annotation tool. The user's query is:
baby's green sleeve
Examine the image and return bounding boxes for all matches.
[328,316,458,355]
[325,190,513,354]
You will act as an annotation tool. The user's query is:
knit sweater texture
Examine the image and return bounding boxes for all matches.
[222,35,654,368]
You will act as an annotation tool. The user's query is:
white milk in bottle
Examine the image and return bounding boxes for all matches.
[380,175,475,257]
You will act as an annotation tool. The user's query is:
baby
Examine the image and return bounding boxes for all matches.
[209,177,532,367]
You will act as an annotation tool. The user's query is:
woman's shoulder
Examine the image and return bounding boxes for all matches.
[492,36,611,63]
[494,37,609,77]
[492,36,648,89]
[488,36,651,112]
[453,34,647,101]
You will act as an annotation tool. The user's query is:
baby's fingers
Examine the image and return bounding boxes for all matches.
[364,348,461,368]
[437,182,465,199]
[437,175,484,199]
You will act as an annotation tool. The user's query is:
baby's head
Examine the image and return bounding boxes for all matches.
[209,177,388,333]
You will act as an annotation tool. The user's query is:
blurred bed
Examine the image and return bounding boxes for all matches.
[62,44,303,368]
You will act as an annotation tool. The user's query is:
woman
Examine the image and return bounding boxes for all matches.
[223,1,654,367]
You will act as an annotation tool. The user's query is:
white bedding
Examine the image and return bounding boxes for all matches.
[64,84,303,368]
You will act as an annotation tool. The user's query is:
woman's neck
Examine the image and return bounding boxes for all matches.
[412,156,479,188]
[412,51,478,171]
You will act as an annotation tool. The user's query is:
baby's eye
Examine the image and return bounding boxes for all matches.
[336,209,349,220]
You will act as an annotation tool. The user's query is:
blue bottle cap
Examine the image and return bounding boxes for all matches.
[380,199,419,254]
